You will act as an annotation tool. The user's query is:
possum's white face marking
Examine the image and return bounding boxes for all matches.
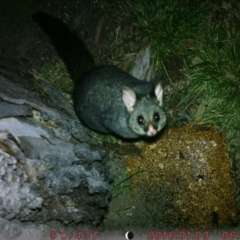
[122,83,166,137]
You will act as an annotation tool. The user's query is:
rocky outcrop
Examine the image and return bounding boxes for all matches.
[0,58,112,233]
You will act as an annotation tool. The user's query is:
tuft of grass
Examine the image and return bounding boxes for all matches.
[110,170,144,200]
[179,2,240,147]
[126,0,240,148]
[126,0,210,67]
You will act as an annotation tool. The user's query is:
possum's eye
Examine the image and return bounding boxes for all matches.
[153,112,160,122]
[137,115,145,125]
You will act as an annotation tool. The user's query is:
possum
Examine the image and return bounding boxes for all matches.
[32,12,167,139]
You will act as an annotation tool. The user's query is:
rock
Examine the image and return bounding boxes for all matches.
[0,58,112,231]
[131,45,154,81]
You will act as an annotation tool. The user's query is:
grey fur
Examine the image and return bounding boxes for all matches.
[74,66,166,139]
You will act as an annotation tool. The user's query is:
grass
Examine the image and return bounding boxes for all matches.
[182,39,240,146]
[32,60,73,95]
[181,2,240,148]
[126,0,209,67]
[126,0,240,148]
[110,170,144,200]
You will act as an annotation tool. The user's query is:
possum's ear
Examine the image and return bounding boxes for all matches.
[122,86,137,112]
[154,83,163,107]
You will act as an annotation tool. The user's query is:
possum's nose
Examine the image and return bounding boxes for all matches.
[147,124,157,136]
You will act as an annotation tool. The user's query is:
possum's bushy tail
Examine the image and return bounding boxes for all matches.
[32,12,95,83]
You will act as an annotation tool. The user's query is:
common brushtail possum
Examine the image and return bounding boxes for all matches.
[33,12,167,139]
